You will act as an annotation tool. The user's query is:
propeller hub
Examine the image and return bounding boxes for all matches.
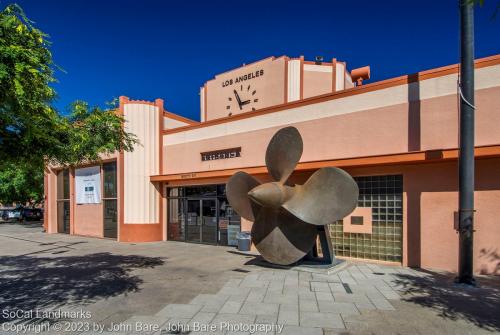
[248,182,293,208]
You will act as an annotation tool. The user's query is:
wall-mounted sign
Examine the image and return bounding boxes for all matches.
[222,69,264,87]
[201,147,241,161]
[75,166,101,204]
[205,57,286,120]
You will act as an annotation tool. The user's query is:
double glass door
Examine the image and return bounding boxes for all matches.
[186,199,217,244]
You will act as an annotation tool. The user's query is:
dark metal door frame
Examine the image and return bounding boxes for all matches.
[185,197,218,245]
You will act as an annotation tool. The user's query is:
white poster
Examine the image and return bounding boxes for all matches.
[75,166,101,204]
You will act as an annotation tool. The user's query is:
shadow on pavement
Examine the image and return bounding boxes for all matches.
[0,252,164,322]
[394,270,500,331]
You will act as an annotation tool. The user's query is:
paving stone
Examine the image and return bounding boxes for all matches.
[338,271,358,285]
[283,285,314,295]
[219,300,243,314]
[369,298,395,310]
[311,273,331,282]
[225,331,250,335]
[121,315,166,334]
[280,325,322,335]
[264,292,298,305]
[162,317,191,334]
[239,301,279,316]
[268,280,284,292]
[246,287,267,302]
[189,311,216,326]
[255,314,278,324]
[284,276,299,289]
[354,301,377,311]
[226,293,250,303]
[211,313,256,327]
[297,290,316,300]
[298,298,318,312]
[311,281,331,292]
[280,303,299,311]
[243,273,260,281]
[189,294,232,311]
[329,282,347,293]
[348,267,369,280]
[377,288,401,300]
[315,291,334,301]
[298,271,312,280]
[155,304,202,319]
[277,308,299,326]
[240,276,269,288]
[219,286,251,296]
[258,271,276,281]
[317,301,360,316]
[299,311,345,329]
[333,293,371,304]
[223,278,243,288]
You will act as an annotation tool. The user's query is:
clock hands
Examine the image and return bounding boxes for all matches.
[233,88,254,110]
[233,90,243,110]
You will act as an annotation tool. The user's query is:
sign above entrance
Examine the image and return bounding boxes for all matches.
[201,147,241,161]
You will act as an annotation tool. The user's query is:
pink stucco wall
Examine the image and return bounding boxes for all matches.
[164,86,500,175]
[205,57,286,121]
[347,159,500,275]
[73,203,103,237]
[303,69,332,98]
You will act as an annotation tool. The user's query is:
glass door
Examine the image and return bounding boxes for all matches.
[102,162,117,239]
[201,199,217,245]
[186,200,201,242]
[57,169,70,234]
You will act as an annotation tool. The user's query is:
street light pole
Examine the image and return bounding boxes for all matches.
[457,0,476,285]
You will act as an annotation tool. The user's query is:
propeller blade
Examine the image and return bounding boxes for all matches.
[226,171,261,221]
[282,167,359,226]
[251,207,318,265]
[265,126,303,183]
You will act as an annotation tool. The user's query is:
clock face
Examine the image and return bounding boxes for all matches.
[226,84,259,114]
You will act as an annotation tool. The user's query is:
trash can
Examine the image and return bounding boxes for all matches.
[237,231,251,251]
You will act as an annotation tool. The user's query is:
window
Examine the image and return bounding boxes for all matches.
[56,169,70,234]
[330,175,403,262]
[102,162,117,238]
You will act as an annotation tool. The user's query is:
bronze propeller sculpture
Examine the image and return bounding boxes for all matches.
[226,126,359,265]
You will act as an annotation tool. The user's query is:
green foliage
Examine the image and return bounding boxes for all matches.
[0,4,138,204]
[49,100,138,166]
[0,160,44,205]
[0,4,60,163]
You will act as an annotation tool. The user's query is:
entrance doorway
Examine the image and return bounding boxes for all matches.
[186,199,217,244]
[167,185,241,246]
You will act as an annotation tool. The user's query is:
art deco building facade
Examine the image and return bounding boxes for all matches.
[45,54,500,274]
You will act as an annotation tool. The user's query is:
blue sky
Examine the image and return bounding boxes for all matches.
[12,0,500,121]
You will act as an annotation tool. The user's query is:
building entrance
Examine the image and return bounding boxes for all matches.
[167,185,241,246]
[186,199,217,244]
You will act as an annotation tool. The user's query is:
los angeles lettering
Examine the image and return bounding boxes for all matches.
[222,69,264,87]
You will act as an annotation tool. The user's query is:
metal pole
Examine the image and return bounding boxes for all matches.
[457,0,475,285]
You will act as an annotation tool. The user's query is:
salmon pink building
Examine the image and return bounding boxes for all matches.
[44,54,500,275]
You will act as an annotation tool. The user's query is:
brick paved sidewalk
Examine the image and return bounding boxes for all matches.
[117,262,418,335]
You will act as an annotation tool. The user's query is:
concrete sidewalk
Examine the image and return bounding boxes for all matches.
[0,222,499,335]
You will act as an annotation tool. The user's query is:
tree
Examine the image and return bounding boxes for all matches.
[0,161,43,205]
[0,4,137,205]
